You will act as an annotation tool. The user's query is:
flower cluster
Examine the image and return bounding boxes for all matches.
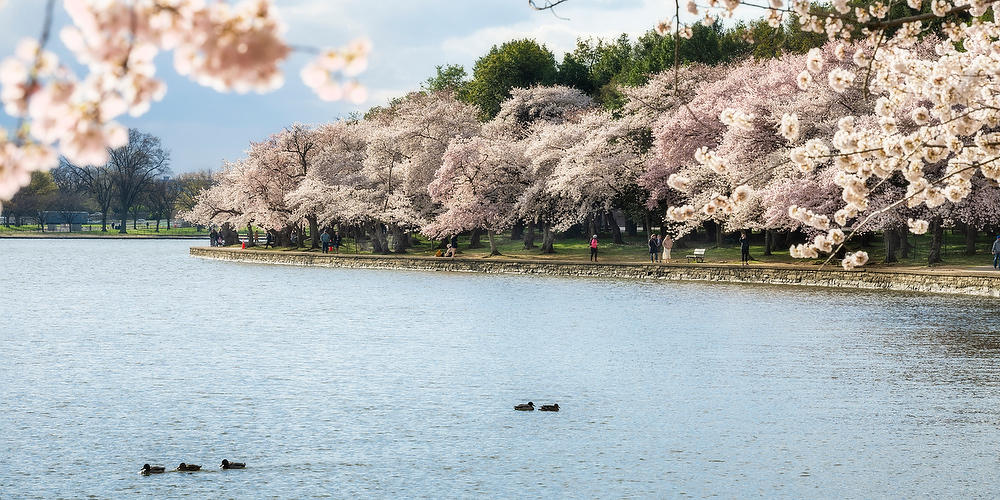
[0,0,369,207]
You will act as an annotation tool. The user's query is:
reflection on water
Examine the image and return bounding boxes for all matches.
[2,239,1000,497]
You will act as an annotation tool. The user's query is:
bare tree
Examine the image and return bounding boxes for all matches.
[107,129,170,234]
[57,160,116,231]
[147,177,182,231]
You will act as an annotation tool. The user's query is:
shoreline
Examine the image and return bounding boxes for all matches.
[0,233,206,239]
[190,246,1000,297]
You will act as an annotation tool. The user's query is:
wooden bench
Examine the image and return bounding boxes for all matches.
[686,248,706,262]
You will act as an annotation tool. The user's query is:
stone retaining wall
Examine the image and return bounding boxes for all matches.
[190,247,1000,297]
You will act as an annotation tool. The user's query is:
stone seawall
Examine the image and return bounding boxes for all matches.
[190,247,1000,297]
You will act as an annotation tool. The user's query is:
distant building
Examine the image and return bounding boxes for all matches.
[41,211,89,232]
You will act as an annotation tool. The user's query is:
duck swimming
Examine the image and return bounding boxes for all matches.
[221,459,246,469]
[175,463,201,472]
[140,464,165,475]
[539,404,559,412]
[514,402,534,411]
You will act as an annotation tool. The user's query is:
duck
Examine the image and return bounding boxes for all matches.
[175,463,201,472]
[140,464,166,475]
[514,401,534,411]
[220,459,246,469]
[539,404,559,412]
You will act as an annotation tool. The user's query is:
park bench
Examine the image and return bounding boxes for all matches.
[686,248,706,263]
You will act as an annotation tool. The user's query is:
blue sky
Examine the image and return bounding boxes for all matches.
[0,0,675,174]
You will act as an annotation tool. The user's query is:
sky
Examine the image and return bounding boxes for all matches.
[0,0,691,175]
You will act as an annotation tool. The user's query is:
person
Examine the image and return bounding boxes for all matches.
[333,231,342,253]
[290,232,297,246]
[655,234,663,262]
[740,231,751,266]
[209,228,218,247]
[993,235,1000,269]
[216,234,224,247]
[252,230,259,247]
[662,233,673,261]
[320,229,331,253]
[589,234,599,262]
[444,243,456,258]
[648,234,659,263]
[264,231,274,249]
[450,234,458,250]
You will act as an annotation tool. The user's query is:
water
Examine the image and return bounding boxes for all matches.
[3,239,1000,498]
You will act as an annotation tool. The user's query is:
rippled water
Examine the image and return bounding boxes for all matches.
[3,239,1000,497]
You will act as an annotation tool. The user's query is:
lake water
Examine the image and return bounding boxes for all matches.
[3,239,1000,498]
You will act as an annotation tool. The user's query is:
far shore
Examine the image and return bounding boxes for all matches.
[0,233,205,239]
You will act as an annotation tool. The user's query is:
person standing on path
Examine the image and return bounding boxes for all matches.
[333,231,342,253]
[320,229,331,253]
[589,235,599,262]
[655,234,663,262]
[662,233,673,261]
[209,228,218,247]
[993,235,1000,269]
[740,231,751,266]
[648,234,659,263]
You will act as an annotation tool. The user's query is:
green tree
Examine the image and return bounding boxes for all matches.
[3,171,58,228]
[467,39,558,119]
[422,64,471,101]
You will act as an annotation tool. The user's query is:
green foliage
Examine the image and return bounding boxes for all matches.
[422,64,471,101]
[467,39,558,119]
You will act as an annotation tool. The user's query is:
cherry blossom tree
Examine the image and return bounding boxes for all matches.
[425,135,529,256]
[0,0,370,213]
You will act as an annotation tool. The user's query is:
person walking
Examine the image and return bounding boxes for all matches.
[333,231,342,253]
[655,234,663,262]
[209,228,218,247]
[264,231,274,249]
[450,234,459,250]
[993,235,1000,269]
[589,234,599,262]
[320,229,331,253]
[648,234,659,263]
[740,231,751,266]
[662,233,673,261]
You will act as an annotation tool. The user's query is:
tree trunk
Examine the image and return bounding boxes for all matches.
[607,211,623,244]
[307,215,320,249]
[469,228,483,248]
[510,220,524,241]
[715,223,723,248]
[101,211,108,232]
[220,223,239,246]
[166,216,171,230]
[587,213,598,241]
[118,205,128,234]
[369,223,389,254]
[642,211,651,236]
[390,224,407,253]
[900,227,911,259]
[626,218,637,237]
[964,223,977,256]
[928,217,944,265]
[523,219,536,249]
[487,230,502,256]
[883,228,899,263]
[764,229,773,256]
[541,222,555,254]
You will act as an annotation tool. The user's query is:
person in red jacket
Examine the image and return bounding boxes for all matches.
[589,234,599,262]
